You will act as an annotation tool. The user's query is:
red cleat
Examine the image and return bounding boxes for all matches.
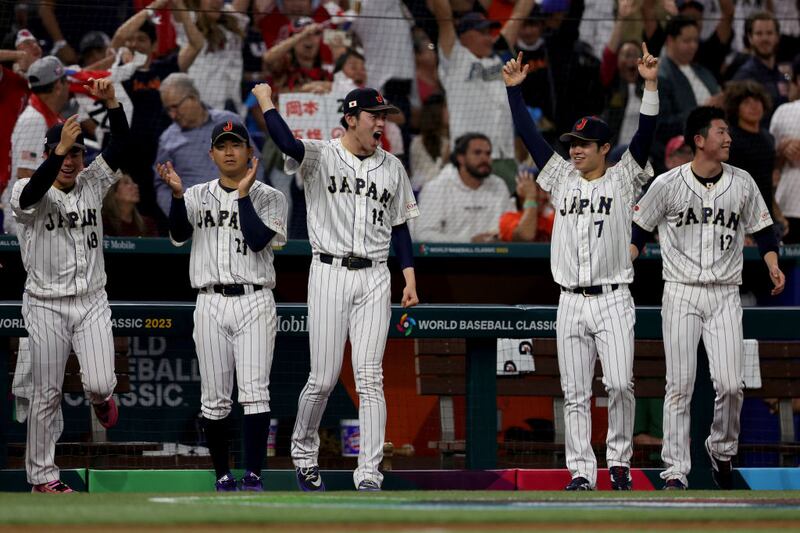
[93,397,118,429]
[32,480,74,493]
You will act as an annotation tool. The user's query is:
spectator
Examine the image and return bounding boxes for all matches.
[331,48,366,96]
[2,57,70,235]
[12,29,43,72]
[430,0,534,184]
[723,80,778,222]
[506,1,605,149]
[498,168,554,242]
[642,0,734,82]
[256,0,331,48]
[775,1,800,64]
[409,93,449,191]
[412,133,513,243]
[579,0,616,60]
[664,135,693,170]
[102,173,159,236]
[153,73,259,216]
[34,0,132,65]
[78,31,112,68]
[351,0,417,158]
[262,17,333,95]
[769,59,800,243]
[176,0,250,113]
[330,48,404,158]
[601,0,643,146]
[412,29,443,105]
[0,30,41,195]
[113,0,203,226]
[655,15,720,171]
[732,11,787,126]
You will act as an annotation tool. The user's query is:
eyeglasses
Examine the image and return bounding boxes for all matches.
[164,94,192,113]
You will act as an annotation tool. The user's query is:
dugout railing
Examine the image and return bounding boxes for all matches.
[2,302,799,471]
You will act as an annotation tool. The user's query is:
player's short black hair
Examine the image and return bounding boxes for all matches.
[139,20,158,44]
[684,106,726,153]
[450,132,491,166]
[665,15,698,39]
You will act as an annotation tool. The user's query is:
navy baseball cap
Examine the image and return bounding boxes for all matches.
[44,123,86,152]
[559,116,612,145]
[211,119,251,146]
[456,12,501,35]
[342,88,400,116]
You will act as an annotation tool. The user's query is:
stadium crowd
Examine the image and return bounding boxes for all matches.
[1,0,799,243]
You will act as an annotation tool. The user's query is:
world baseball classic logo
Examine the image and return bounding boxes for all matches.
[396,313,417,336]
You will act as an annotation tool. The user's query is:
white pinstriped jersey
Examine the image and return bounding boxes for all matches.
[537,149,653,288]
[10,155,118,298]
[177,180,288,289]
[285,138,420,261]
[633,162,773,285]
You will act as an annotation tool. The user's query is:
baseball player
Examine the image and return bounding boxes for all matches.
[10,79,127,493]
[631,106,785,490]
[253,83,419,491]
[504,46,660,491]
[158,120,287,492]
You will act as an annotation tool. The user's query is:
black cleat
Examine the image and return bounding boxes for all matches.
[564,476,593,491]
[706,439,733,490]
[296,466,325,492]
[609,466,632,490]
[663,478,687,490]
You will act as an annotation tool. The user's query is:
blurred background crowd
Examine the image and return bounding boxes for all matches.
[1,0,798,245]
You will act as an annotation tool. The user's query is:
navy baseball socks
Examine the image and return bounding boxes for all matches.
[203,413,271,491]
[202,417,237,491]
[241,412,270,491]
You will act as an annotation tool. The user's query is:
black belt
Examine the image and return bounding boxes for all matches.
[319,254,374,270]
[561,284,619,296]
[203,284,263,296]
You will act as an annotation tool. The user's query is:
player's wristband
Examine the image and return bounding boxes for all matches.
[523,200,539,209]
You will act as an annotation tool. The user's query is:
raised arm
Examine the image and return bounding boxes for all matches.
[429,0,456,58]
[172,0,205,72]
[38,1,78,64]
[252,83,305,163]
[500,0,536,50]
[111,0,170,49]
[602,0,637,87]
[714,0,734,46]
[88,78,130,172]
[262,23,323,72]
[627,43,659,169]
[503,52,555,169]
[18,115,81,209]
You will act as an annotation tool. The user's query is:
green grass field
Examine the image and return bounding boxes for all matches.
[1,490,799,531]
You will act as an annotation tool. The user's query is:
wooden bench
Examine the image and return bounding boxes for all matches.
[416,338,800,467]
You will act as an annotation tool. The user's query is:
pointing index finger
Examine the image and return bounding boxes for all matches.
[641,42,649,57]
